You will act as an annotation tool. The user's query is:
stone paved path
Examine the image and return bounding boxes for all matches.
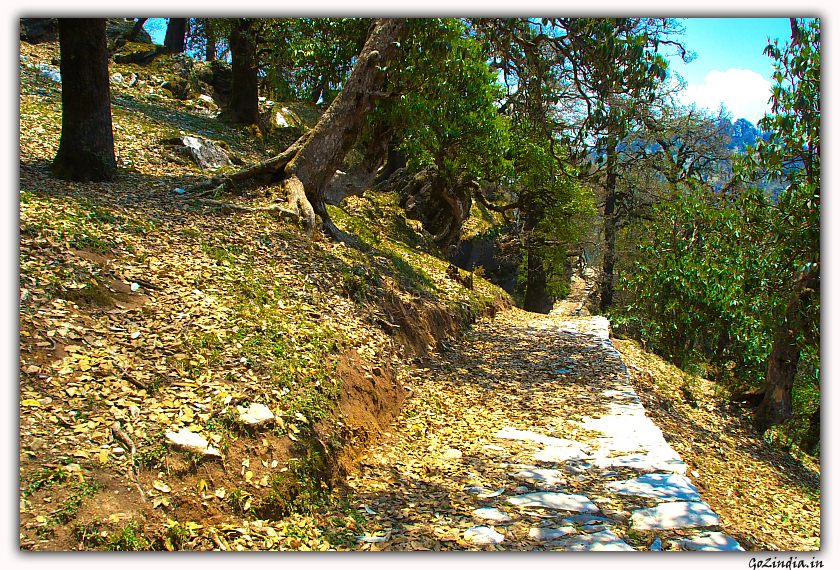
[346,274,744,551]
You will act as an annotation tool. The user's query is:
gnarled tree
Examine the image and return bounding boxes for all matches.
[191,18,408,242]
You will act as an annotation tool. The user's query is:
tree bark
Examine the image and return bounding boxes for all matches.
[229,18,260,125]
[164,18,187,54]
[281,17,407,239]
[599,133,619,312]
[187,18,407,242]
[753,265,820,433]
[125,18,148,42]
[204,19,216,61]
[801,405,820,455]
[51,19,117,183]
[523,206,550,314]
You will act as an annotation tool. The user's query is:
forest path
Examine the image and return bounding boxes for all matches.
[345,274,743,551]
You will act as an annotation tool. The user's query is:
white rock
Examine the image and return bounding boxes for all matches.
[274,112,289,128]
[558,529,636,551]
[165,428,220,456]
[507,492,599,513]
[679,532,744,551]
[472,507,513,522]
[464,526,504,545]
[533,446,590,463]
[604,473,702,502]
[631,501,720,530]
[512,468,566,485]
[529,526,576,542]
[237,403,275,426]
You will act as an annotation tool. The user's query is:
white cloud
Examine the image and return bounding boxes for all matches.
[679,69,773,125]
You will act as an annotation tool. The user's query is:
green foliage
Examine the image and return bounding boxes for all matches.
[375,18,510,186]
[618,186,778,378]
[262,18,371,104]
[104,521,152,551]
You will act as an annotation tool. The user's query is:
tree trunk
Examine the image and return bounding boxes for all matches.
[188,19,407,242]
[599,133,619,312]
[51,19,117,183]
[205,19,216,61]
[753,265,820,433]
[281,17,407,239]
[801,405,820,455]
[125,18,148,42]
[229,18,260,125]
[164,18,187,54]
[523,207,550,314]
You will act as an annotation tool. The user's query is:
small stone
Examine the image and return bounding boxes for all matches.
[464,526,504,545]
[441,448,462,461]
[165,428,220,457]
[237,403,275,426]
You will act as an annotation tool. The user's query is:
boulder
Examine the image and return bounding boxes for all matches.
[163,136,232,170]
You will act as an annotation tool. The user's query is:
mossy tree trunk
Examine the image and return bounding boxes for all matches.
[51,18,117,183]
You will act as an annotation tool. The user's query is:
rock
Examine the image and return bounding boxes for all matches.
[605,473,702,502]
[561,514,616,526]
[557,529,636,551]
[679,532,744,551]
[162,76,192,100]
[472,507,513,523]
[272,107,302,129]
[507,492,599,513]
[196,94,219,111]
[165,428,220,457]
[464,526,504,545]
[110,72,124,85]
[650,538,663,551]
[164,136,232,170]
[631,501,721,530]
[512,468,566,485]
[533,446,590,463]
[237,403,275,426]
[528,526,576,542]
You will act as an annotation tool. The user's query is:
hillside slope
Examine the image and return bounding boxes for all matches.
[19,39,507,550]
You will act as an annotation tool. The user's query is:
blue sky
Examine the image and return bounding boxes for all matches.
[143,17,796,125]
[666,18,797,125]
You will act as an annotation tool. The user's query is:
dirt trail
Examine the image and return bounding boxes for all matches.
[345,274,741,551]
